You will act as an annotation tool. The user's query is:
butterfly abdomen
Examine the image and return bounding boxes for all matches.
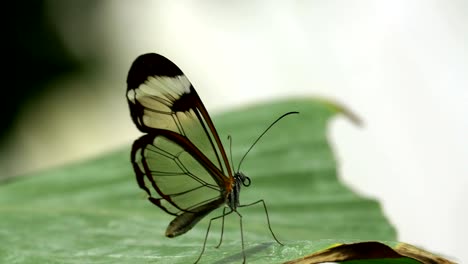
[165,198,224,237]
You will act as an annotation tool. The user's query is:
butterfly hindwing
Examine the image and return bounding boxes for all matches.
[131,132,222,215]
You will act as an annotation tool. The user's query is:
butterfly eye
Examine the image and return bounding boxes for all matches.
[242,175,251,187]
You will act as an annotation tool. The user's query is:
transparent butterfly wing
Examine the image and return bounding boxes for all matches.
[132,132,225,214]
[127,54,233,230]
[127,53,232,180]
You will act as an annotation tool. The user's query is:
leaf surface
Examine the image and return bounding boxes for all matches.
[0,99,397,263]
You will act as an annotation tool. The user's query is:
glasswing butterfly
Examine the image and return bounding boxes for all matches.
[126,53,297,263]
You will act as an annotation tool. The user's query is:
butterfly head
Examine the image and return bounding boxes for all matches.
[226,172,251,209]
[235,172,251,187]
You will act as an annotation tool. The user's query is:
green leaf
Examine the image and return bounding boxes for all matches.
[0,99,396,263]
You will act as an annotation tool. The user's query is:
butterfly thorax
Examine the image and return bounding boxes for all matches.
[227,172,251,210]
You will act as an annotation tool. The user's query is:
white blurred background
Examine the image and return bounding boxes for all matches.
[2,1,467,262]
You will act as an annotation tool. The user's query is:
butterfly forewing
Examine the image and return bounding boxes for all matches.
[127,54,232,179]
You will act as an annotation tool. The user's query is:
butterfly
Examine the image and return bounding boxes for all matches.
[126,53,295,263]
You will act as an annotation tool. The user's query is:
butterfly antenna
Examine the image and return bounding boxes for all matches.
[227,135,235,174]
[237,111,299,172]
